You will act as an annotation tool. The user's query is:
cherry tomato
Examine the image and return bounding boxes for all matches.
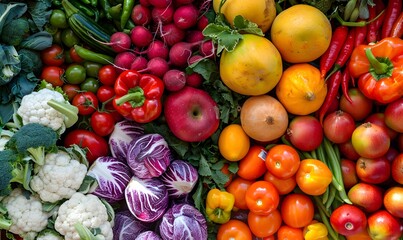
[41,44,65,66]
[90,111,115,137]
[49,9,68,29]
[247,209,282,238]
[245,180,280,215]
[263,171,296,195]
[61,28,80,48]
[83,61,103,78]
[63,129,109,164]
[296,159,333,196]
[277,225,304,240]
[265,144,300,179]
[40,66,64,87]
[237,145,267,180]
[226,176,253,210]
[98,64,118,86]
[62,84,80,101]
[80,77,100,93]
[97,85,115,103]
[281,193,314,228]
[217,219,252,240]
[72,92,99,116]
[65,64,87,84]
[330,204,367,236]
[69,47,84,63]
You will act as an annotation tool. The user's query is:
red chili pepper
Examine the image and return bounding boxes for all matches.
[367,0,385,43]
[334,28,355,70]
[341,66,353,104]
[354,19,367,47]
[319,26,349,79]
[381,0,402,39]
[390,11,403,38]
[318,70,343,124]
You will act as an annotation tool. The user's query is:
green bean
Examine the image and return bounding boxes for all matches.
[325,185,337,210]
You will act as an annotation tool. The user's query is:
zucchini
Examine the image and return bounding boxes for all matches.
[62,0,115,55]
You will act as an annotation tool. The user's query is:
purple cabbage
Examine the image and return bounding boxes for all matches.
[158,203,207,240]
[125,176,169,222]
[135,231,162,240]
[87,156,132,203]
[160,160,198,198]
[113,210,150,240]
[126,133,172,179]
[108,120,144,161]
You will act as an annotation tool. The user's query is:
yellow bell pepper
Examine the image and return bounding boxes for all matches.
[205,188,235,224]
[303,221,329,240]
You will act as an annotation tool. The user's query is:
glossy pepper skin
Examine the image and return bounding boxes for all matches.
[205,188,235,224]
[113,70,164,123]
[348,37,403,104]
[303,221,329,240]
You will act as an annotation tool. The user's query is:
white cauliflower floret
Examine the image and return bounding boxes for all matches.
[1,188,51,239]
[30,150,88,203]
[54,192,113,240]
[36,229,64,240]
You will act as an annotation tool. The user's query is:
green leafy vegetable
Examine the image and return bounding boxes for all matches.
[0,45,21,86]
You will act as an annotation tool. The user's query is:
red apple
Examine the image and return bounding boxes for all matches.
[323,110,356,144]
[347,182,384,213]
[339,88,373,121]
[384,186,403,218]
[351,122,390,159]
[164,86,219,142]
[398,133,403,152]
[356,157,391,184]
[365,112,398,139]
[341,159,359,189]
[286,115,323,151]
[338,140,361,161]
[367,210,402,240]
[392,154,403,184]
[330,204,367,236]
[384,98,403,133]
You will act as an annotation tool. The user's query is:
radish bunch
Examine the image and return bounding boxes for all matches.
[111,0,214,92]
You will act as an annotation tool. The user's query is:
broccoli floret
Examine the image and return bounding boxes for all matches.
[1,18,30,46]
[5,123,58,165]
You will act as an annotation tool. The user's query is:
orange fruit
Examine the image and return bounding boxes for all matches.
[270,4,332,63]
[218,124,250,161]
[276,63,327,115]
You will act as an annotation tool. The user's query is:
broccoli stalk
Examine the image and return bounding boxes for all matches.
[0,202,12,230]
[5,123,58,166]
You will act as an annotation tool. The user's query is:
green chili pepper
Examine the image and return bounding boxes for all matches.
[121,0,135,29]
[90,0,98,7]
[108,3,122,20]
[74,45,114,65]
[79,0,91,5]
[99,0,112,19]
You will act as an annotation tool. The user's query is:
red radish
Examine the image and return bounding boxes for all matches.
[174,0,194,5]
[131,4,152,26]
[200,40,215,58]
[130,26,153,48]
[168,42,194,67]
[138,57,169,77]
[146,40,169,60]
[149,0,172,8]
[114,51,137,73]
[163,69,186,91]
[89,32,132,53]
[188,55,203,65]
[152,5,175,24]
[160,23,186,46]
[186,72,203,87]
[140,0,151,6]
[130,56,148,71]
[197,15,209,30]
[287,115,324,151]
[185,30,205,43]
[173,4,199,29]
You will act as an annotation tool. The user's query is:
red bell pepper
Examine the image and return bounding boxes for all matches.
[113,70,164,123]
[348,37,403,104]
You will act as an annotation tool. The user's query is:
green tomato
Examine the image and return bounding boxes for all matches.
[80,77,100,93]
[50,9,68,29]
[65,64,87,84]
[83,61,103,78]
[61,28,80,48]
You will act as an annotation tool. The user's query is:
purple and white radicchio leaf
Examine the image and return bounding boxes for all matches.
[108,120,144,161]
[113,210,149,240]
[87,156,132,203]
[160,160,198,198]
[125,176,169,222]
[126,133,172,178]
[158,203,207,240]
[135,231,162,240]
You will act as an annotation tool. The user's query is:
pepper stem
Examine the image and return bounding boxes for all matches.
[115,86,145,108]
[364,48,394,80]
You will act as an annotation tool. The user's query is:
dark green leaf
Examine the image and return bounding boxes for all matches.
[27,0,52,31]
[198,155,213,177]
[19,31,52,51]
[0,2,27,35]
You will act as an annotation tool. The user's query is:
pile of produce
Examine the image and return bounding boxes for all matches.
[0,0,402,239]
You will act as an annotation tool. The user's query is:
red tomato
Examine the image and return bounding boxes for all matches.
[105,102,124,122]
[281,193,314,228]
[90,111,116,137]
[41,44,65,66]
[245,180,280,215]
[226,177,253,210]
[217,219,252,240]
[237,145,267,180]
[63,129,109,164]
[330,204,367,236]
[72,92,99,116]
[69,46,84,63]
[265,144,300,179]
[247,209,282,238]
[221,163,234,187]
[96,85,115,103]
[41,66,65,87]
[263,171,296,195]
[98,64,118,86]
[277,225,304,240]
[62,84,80,101]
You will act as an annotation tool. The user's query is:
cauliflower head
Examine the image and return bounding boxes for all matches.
[54,192,113,240]
[30,150,88,203]
[1,188,51,239]
[17,88,68,134]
